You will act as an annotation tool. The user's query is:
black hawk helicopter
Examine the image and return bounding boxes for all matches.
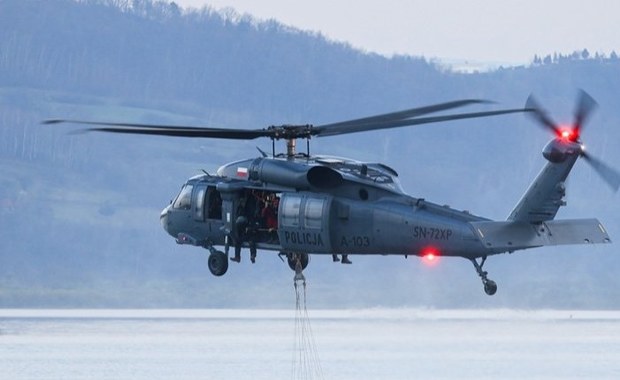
[46,90,618,295]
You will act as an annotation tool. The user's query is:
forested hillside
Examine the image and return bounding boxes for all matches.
[1,0,619,308]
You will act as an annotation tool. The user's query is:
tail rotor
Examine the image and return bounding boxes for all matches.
[525,90,619,191]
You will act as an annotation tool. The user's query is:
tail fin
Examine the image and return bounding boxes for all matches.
[507,152,578,222]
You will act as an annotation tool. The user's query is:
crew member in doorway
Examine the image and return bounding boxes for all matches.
[332,254,352,264]
[231,215,247,263]
[247,218,259,263]
[231,191,262,263]
[261,196,279,243]
[231,214,260,263]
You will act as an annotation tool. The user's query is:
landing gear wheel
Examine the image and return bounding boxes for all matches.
[287,253,309,272]
[470,256,498,296]
[483,280,497,296]
[208,251,229,276]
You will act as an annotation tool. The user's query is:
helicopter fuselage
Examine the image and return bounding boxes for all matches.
[48,92,616,295]
[160,155,491,262]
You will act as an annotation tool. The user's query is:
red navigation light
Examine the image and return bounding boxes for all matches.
[421,247,440,266]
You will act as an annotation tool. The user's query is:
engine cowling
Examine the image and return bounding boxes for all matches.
[249,158,343,190]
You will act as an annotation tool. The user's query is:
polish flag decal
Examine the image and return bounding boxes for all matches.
[236,167,248,178]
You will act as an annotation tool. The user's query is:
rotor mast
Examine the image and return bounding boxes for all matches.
[286,137,296,157]
[270,135,300,159]
[269,124,313,159]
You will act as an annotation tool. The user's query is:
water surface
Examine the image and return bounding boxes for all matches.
[1,309,619,379]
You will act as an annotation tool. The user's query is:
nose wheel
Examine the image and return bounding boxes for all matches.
[470,256,497,296]
[208,251,229,276]
[203,242,229,276]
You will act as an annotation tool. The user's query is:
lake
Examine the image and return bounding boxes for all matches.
[1,309,619,379]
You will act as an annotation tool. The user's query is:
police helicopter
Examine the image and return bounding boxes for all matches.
[45,90,618,295]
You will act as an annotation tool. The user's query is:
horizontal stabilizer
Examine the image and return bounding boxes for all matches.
[544,219,611,245]
[471,218,610,252]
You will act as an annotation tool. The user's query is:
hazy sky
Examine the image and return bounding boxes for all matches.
[173,0,620,65]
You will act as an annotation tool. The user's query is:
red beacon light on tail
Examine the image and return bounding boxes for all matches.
[557,126,579,142]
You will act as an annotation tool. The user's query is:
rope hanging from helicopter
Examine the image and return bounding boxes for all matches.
[291,258,324,380]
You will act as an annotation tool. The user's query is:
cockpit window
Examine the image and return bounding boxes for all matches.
[173,185,193,210]
[206,186,222,219]
[194,187,206,220]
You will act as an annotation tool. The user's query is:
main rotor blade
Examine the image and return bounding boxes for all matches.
[313,108,532,137]
[45,100,530,141]
[524,94,560,135]
[317,99,491,129]
[44,119,270,140]
[573,89,598,134]
[582,152,620,192]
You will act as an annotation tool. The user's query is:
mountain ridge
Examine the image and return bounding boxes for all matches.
[1,0,618,308]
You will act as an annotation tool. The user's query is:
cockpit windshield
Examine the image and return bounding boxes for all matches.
[173,184,193,210]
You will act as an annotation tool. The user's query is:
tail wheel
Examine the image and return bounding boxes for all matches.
[208,251,229,276]
[470,257,498,296]
[484,280,497,296]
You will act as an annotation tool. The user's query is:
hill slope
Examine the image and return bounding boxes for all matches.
[1,0,619,308]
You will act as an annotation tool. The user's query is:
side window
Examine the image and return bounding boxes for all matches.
[304,198,324,229]
[194,186,206,221]
[206,187,222,220]
[281,195,301,228]
[173,185,193,210]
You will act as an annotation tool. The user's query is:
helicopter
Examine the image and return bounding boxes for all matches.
[45,90,618,295]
